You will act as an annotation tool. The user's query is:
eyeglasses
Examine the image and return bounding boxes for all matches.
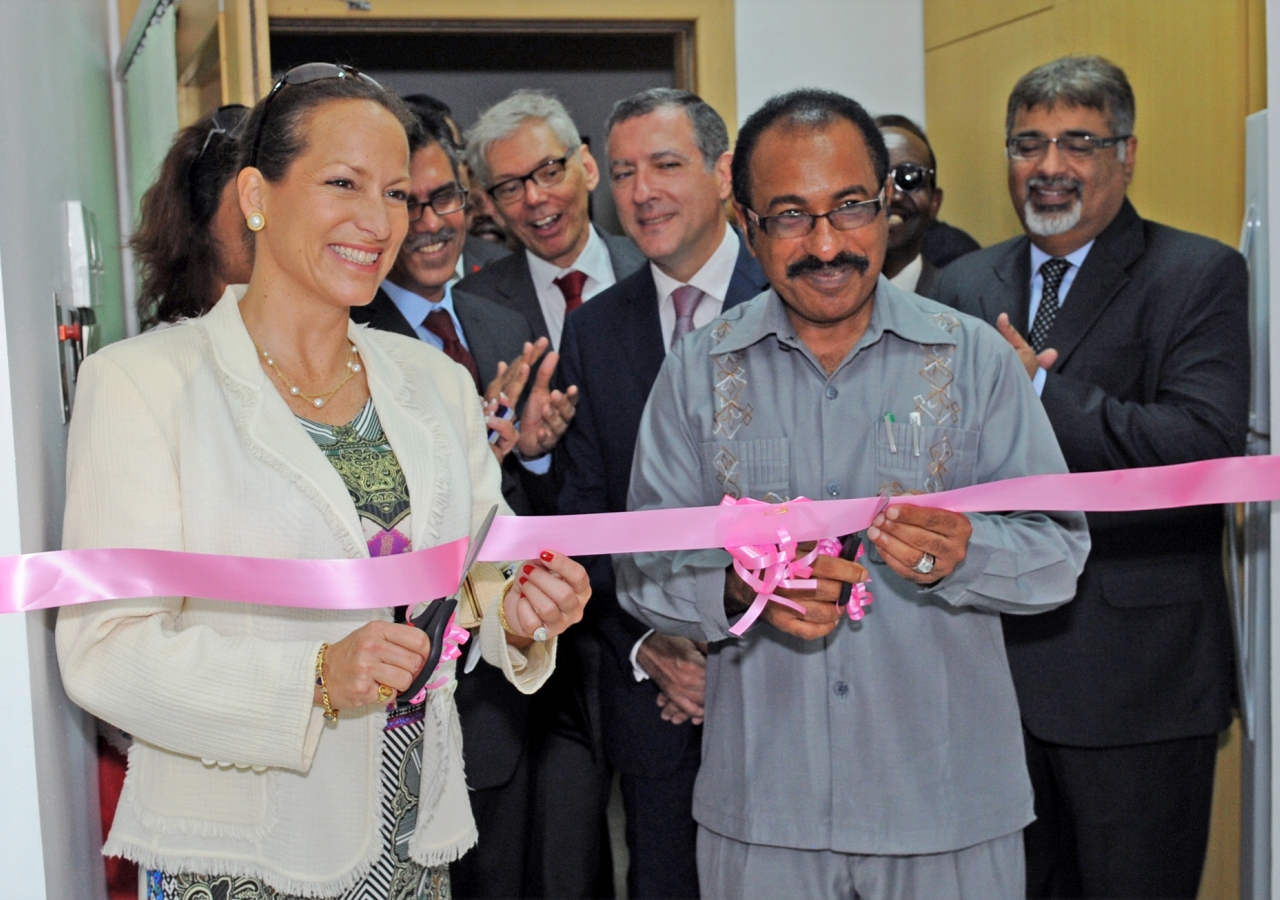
[746,191,885,240]
[487,148,578,205]
[890,162,935,193]
[408,184,469,223]
[1006,132,1131,161]
[248,63,381,170]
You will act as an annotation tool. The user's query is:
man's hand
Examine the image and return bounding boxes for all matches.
[866,504,972,584]
[997,313,1058,379]
[636,633,707,725]
[484,338,547,407]
[515,350,579,459]
[725,544,868,641]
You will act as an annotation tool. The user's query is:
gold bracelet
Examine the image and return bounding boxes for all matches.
[496,584,521,637]
[315,643,338,721]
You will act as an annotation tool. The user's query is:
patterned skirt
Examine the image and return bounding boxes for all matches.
[145,696,447,900]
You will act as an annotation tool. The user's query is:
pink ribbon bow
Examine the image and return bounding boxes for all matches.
[408,611,471,703]
[722,496,873,636]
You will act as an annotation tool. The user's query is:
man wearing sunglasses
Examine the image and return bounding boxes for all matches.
[874,115,979,297]
[458,90,645,351]
[616,88,1088,900]
[934,56,1247,899]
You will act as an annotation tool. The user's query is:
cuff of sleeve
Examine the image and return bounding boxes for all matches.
[518,452,553,475]
[629,629,656,681]
[920,515,996,604]
[694,563,733,641]
[1032,367,1047,396]
[479,590,558,693]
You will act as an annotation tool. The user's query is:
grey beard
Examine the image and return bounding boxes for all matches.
[1024,197,1082,236]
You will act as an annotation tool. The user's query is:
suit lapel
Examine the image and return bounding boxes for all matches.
[359,287,419,339]
[202,290,368,556]
[451,291,502,387]
[622,267,668,386]
[986,237,1033,333]
[725,230,770,309]
[496,253,550,339]
[1045,201,1144,368]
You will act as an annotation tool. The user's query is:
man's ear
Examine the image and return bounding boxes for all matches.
[579,143,601,192]
[715,151,733,202]
[929,185,944,221]
[733,203,759,255]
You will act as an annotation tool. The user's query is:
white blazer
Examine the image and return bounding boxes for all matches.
[56,287,554,896]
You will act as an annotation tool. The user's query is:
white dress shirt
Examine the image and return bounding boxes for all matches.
[630,225,742,681]
[887,253,924,294]
[652,225,740,347]
[1028,239,1094,395]
[525,225,618,349]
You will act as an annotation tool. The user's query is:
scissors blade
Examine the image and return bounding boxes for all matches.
[450,504,499,600]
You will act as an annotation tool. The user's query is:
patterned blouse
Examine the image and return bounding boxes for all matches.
[146,400,450,900]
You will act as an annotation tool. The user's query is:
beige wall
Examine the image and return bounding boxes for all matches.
[925,0,1265,249]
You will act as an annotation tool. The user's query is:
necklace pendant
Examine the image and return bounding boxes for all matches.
[313,398,325,408]
[289,386,300,395]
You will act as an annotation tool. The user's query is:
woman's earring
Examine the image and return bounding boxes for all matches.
[246,212,265,232]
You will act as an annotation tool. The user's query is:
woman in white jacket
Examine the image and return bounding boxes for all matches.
[56,65,590,900]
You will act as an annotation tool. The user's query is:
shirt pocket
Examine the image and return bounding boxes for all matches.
[700,438,790,502]
[873,419,980,497]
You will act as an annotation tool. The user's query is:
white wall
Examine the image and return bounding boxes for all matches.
[734,0,926,128]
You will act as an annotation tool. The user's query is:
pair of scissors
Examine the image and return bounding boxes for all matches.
[400,504,499,700]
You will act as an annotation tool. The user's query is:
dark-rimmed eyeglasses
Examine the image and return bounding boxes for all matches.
[408,184,469,223]
[487,148,578,205]
[248,63,381,170]
[746,191,885,240]
[890,162,935,193]
[1006,132,1131,161]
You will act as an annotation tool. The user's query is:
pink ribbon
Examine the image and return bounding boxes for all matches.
[409,611,471,701]
[7,456,1280,618]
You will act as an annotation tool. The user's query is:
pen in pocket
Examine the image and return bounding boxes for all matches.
[884,413,897,454]
[910,411,922,457]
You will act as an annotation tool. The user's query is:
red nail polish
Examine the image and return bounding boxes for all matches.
[523,564,534,575]
[540,550,554,562]
[519,576,527,585]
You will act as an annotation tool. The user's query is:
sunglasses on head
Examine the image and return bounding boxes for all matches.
[248,63,382,170]
[890,162,935,193]
[188,104,249,211]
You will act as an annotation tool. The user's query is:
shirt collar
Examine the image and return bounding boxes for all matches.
[525,225,614,289]
[1029,238,1095,276]
[380,278,455,327]
[887,253,924,293]
[650,226,740,304]
[711,276,956,356]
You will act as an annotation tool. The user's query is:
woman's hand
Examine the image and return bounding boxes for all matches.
[503,551,591,647]
[315,621,431,712]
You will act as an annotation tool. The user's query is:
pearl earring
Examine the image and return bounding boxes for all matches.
[247,212,265,232]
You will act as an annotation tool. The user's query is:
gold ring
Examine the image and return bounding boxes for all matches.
[377,683,394,703]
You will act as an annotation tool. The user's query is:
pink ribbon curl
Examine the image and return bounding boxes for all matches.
[722,497,872,636]
[410,611,471,702]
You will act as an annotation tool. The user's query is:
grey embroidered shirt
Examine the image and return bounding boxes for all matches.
[615,279,1090,856]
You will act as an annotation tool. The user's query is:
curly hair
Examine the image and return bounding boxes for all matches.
[131,106,249,330]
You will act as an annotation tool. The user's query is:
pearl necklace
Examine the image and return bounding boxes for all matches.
[254,340,362,409]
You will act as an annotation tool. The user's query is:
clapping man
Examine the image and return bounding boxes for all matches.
[934,56,1248,899]
[558,88,768,899]
[616,89,1089,899]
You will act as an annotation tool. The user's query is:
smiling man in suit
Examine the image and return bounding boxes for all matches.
[934,56,1248,899]
[557,88,769,900]
[458,90,646,350]
[350,107,576,900]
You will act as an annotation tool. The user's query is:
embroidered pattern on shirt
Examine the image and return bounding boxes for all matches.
[913,343,961,426]
[924,435,955,493]
[930,311,962,335]
[712,352,753,439]
[713,447,742,499]
[712,320,734,344]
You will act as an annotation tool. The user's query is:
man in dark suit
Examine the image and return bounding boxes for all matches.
[933,56,1248,899]
[874,114,978,297]
[458,90,646,350]
[351,110,577,900]
[558,88,769,900]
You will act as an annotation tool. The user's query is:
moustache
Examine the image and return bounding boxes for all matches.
[402,226,457,253]
[786,251,871,280]
[1025,175,1083,194]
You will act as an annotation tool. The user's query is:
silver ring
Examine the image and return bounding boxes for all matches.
[912,552,936,575]
[531,626,549,642]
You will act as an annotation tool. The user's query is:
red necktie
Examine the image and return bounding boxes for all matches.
[422,309,481,393]
[554,270,589,314]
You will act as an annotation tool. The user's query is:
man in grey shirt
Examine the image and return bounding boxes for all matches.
[615,89,1090,899]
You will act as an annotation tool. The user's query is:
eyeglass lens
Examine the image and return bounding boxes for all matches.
[491,157,570,203]
[1008,134,1125,160]
[892,164,932,192]
[408,187,467,222]
[757,196,882,238]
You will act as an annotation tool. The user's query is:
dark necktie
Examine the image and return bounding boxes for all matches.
[671,285,706,348]
[554,270,589,314]
[1029,257,1071,352]
[422,309,481,392]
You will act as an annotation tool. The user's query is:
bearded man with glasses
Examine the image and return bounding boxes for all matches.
[935,56,1248,899]
[616,88,1089,900]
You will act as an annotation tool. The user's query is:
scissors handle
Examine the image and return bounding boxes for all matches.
[400,597,458,700]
